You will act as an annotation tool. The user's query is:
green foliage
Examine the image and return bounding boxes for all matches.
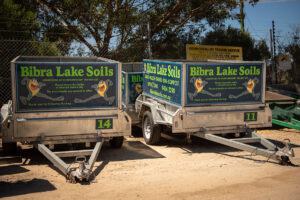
[151,27,203,60]
[0,0,70,106]
[30,38,62,56]
[256,40,271,60]
[284,27,300,83]
[0,0,265,61]
[36,0,250,57]
[37,0,142,56]
[285,27,300,64]
[0,0,40,39]
[201,26,269,61]
[0,0,73,52]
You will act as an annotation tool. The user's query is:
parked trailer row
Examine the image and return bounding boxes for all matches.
[1,57,295,183]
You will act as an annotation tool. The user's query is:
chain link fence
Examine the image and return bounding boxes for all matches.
[1,38,299,107]
[0,39,149,106]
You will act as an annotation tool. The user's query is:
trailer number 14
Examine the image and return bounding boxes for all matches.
[96,119,113,129]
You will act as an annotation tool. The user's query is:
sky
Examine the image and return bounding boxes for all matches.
[227,0,300,46]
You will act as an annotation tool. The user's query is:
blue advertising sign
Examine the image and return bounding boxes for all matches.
[122,71,126,104]
[143,60,182,105]
[15,63,118,111]
[186,63,263,105]
[128,73,143,104]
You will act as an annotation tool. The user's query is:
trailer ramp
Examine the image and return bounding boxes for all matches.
[194,129,294,165]
[35,138,103,183]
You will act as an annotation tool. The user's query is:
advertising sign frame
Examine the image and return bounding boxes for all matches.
[11,57,122,113]
[185,63,264,105]
[143,60,183,106]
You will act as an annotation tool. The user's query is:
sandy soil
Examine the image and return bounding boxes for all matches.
[0,128,300,200]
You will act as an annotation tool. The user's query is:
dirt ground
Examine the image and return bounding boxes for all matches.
[1,128,300,200]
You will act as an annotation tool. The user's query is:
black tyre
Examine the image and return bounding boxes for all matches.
[2,142,17,155]
[109,136,124,148]
[142,111,161,145]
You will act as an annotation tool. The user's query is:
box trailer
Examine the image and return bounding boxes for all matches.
[0,56,131,182]
[122,63,143,125]
[134,59,294,164]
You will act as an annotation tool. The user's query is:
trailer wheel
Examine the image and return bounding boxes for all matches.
[2,142,17,155]
[142,111,161,145]
[109,136,124,148]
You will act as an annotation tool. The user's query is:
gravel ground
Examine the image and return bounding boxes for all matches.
[0,128,300,200]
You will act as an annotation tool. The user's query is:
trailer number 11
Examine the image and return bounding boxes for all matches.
[244,112,257,122]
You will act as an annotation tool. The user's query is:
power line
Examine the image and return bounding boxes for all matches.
[245,16,265,40]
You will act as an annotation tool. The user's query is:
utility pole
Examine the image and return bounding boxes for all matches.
[272,20,277,83]
[240,0,245,33]
[270,29,276,84]
[147,21,152,59]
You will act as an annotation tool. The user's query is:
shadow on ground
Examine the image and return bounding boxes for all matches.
[268,139,300,149]
[152,133,300,165]
[0,178,56,198]
[1,131,299,183]
[16,140,165,167]
[0,164,29,176]
[0,139,165,184]
[158,132,300,152]
[100,140,164,161]
[157,133,241,154]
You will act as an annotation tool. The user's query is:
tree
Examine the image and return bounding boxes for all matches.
[201,26,268,61]
[0,0,41,105]
[0,0,40,39]
[37,0,140,57]
[36,0,254,58]
[284,26,300,83]
[0,0,74,52]
[0,0,70,72]
[256,39,271,60]
[0,0,74,105]
[285,27,300,64]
